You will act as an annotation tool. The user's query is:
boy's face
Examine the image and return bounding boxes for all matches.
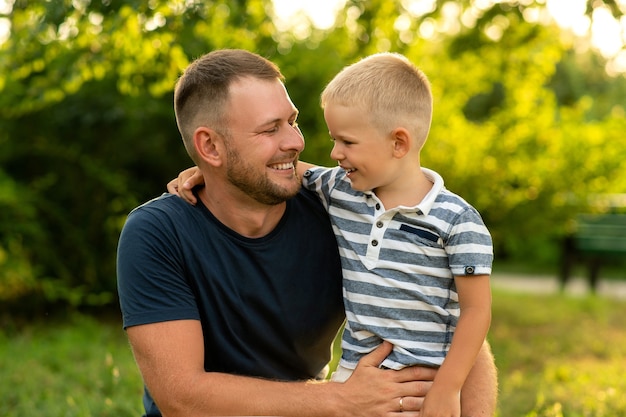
[324,102,398,193]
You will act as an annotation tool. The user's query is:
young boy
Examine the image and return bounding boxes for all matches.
[172,53,493,417]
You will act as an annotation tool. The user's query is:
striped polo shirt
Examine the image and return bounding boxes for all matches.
[301,166,493,369]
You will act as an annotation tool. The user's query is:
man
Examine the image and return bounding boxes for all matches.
[117,49,497,417]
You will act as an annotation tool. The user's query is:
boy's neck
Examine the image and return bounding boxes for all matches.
[374,167,433,210]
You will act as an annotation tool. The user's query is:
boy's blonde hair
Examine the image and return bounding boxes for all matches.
[321,53,432,148]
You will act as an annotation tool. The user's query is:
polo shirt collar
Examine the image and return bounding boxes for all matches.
[415,167,444,216]
[362,167,444,216]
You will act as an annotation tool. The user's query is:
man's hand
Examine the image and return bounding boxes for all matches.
[166,166,203,205]
[336,342,436,416]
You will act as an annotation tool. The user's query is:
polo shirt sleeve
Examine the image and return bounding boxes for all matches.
[445,207,494,277]
[301,166,342,209]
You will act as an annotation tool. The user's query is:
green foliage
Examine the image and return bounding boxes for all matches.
[403,3,626,261]
[0,168,42,301]
[1,0,625,309]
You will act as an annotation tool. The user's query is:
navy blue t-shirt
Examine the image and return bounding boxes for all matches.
[117,189,345,416]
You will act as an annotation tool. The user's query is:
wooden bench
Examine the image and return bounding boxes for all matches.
[560,213,626,292]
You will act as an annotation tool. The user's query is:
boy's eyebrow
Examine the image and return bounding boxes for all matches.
[328,130,353,141]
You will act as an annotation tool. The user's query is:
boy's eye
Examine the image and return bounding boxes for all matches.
[331,137,352,145]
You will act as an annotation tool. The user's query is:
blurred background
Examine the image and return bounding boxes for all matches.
[1,1,625,416]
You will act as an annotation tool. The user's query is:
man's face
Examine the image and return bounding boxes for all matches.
[223,77,304,205]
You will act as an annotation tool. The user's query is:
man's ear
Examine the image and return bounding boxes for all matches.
[391,127,411,159]
[194,127,224,167]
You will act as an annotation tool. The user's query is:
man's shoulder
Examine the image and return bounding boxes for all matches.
[130,193,191,216]
[124,193,200,232]
[292,187,326,209]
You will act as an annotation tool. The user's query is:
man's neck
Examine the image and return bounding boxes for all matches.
[198,186,287,238]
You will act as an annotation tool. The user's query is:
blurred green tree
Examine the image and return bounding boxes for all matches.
[0,0,624,310]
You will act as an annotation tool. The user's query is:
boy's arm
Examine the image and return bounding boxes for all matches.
[423,274,492,416]
[167,166,202,204]
[167,161,320,204]
[296,160,317,179]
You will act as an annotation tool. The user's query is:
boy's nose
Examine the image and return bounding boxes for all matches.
[330,143,343,161]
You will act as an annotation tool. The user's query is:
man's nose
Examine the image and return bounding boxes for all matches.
[284,124,305,151]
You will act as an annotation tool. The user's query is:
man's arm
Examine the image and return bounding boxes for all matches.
[461,341,498,417]
[127,320,437,417]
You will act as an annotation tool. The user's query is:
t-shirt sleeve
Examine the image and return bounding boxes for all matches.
[116,206,200,329]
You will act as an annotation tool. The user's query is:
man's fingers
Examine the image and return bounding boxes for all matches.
[394,364,438,384]
[357,341,393,368]
[398,395,425,413]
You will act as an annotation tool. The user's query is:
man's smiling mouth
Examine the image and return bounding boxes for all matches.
[269,162,295,170]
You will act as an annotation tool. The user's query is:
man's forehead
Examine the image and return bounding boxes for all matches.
[229,76,285,95]
[228,77,298,121]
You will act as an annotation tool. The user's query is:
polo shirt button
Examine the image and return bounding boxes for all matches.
[376,221,383,228]
[371,240,379,246]
[375,203,381,210]
[464,266,475,275]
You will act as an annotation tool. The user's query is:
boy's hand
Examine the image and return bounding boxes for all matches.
[167,166,203,205]
[421,384,461,417]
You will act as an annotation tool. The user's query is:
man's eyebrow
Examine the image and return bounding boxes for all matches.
[258,110,299,127]
[256,118,282,130]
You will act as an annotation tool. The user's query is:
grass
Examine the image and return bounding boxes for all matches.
[489,290,626,417]
[2,289,626,416]
[0,312,144,416]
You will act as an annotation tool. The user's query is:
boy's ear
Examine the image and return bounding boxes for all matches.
[391,127,411,158]
[194,127,224,167]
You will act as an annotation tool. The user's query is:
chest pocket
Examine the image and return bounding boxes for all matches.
[400,224,440,243]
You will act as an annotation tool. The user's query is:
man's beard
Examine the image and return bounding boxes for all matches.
[225,146,301,205]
